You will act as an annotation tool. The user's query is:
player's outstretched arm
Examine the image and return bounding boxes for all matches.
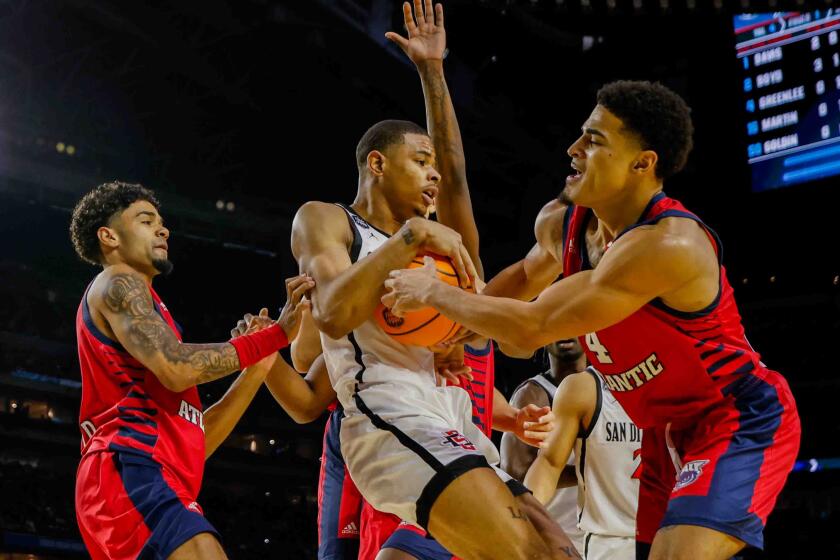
[263,353,336,424]
[524,372,595,504]
[290,306,322,372]
[387,0,483,278]
[384,224,701,352]
[292,202,476,340]
[203,306,302,459]
[95,265,311,392]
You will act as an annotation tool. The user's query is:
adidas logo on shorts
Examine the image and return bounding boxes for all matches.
[341,522,359,536]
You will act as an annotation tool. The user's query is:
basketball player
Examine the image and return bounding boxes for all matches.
[232,323,555,560]
[70,181,312,560]
[382,80,801,559]
[290,3,576,558]
[524,362,641,560]
[501,340,587,554]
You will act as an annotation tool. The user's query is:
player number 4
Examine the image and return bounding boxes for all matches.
[585,332,613,364]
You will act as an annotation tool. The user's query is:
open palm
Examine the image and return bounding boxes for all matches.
[385,0,446,64]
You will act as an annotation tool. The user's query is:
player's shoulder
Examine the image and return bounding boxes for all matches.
[618,216,708,267]
[510,377,551,408]
[293,200,346,225]
[555,371,598,412]
[88,265,151,314]
[291,201,352,244]
[534,199,569,241]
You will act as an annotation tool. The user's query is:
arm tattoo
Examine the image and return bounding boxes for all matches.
[507,506,528,521]
[422,66,465,177]
[104,273,239,384]
[402,227,416,246]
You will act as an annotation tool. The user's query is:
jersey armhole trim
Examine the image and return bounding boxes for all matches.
[579,367,602,439]
[82,282,127,352]
[335,203,363,263]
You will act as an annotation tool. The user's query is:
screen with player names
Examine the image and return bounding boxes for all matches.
[735,10,840,192]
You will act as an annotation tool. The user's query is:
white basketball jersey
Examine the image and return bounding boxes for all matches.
[520,374,585,552]
[574,368,640,538]
[320,205,436,409]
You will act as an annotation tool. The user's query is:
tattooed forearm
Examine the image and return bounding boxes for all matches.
[418,61,466,180]
[402,227,416,246]
[103,273,241,386]
[507,506,529,521]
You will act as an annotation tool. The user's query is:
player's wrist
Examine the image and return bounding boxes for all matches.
[417,58,444,75]
[229,323,289,370]
[401,218,427,248]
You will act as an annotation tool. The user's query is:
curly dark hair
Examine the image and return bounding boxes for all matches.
[596,80,694,180]
[355,119,428,171]
[70,181,160,265]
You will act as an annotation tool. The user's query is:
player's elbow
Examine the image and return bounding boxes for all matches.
[507,324,542,354]
[155,367,195,393]
[290,407,323,424]
[311,309,351,340]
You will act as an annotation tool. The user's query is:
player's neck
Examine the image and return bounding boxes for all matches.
[102,255,154,284]
[549,355,586,383]
[590,184,663,243]
[350,192,404,235]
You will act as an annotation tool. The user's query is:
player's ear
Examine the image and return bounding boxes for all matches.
[97,226,120,250]
[367,150,386,177]
[632,150,658,175]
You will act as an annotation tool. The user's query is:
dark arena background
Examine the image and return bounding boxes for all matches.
[1,1,839,559]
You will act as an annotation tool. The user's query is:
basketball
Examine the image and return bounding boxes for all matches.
[375,253,471,347]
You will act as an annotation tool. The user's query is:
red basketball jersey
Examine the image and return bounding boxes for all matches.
[461,342,495,437]
[562,193,770,429]
[76,279,206,499]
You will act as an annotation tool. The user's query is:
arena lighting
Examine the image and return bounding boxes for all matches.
[264,539,270,544]
[215,200,224,210]
[55,141,65,153]
[66,145,76,156]
[793,457,840,472]
[269,439,276,445]
[225,201,235,212]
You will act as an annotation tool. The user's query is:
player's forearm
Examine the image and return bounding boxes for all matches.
[500,432,538,482]
[263,359,331,423]
[313,227,420,339]
[482,259,541,302]
[424,282,543,351]
[417,60,482,277]
[491,387,518,433]
[291,312,322,372]
[524,454,564,505]
[144,339,242,393]
[203,364,268,459]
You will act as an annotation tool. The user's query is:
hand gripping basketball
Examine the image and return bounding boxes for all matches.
[378,254,473,347]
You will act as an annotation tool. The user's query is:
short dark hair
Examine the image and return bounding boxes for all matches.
[70,181,160,265]
[596,80,693,180]
[355,119,428,171]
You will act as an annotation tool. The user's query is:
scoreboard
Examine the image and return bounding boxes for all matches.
[735,10,840,192]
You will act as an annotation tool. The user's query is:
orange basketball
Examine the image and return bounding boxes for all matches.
[375,253,472,347]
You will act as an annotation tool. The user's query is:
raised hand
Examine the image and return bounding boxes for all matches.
[385,0,446,65]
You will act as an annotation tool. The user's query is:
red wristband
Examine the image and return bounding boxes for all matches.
[229,323,289,370]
